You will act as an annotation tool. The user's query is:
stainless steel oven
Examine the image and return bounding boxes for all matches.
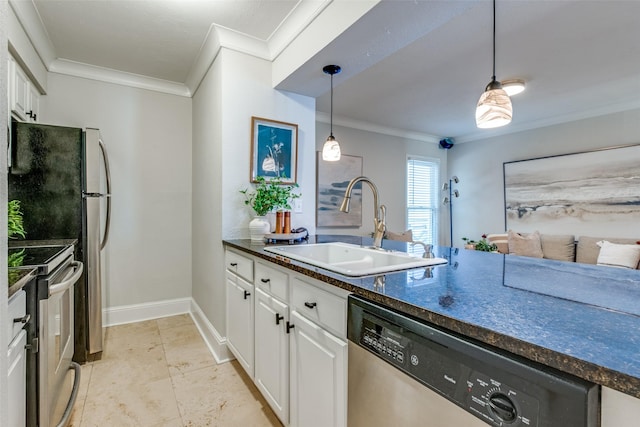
[11,243,83,427]
[38,252,83,427]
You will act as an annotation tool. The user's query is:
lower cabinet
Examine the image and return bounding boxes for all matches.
[226,272,254,377]
[254,288,290,425]
[289,310,348,427]
[225,248,348,426]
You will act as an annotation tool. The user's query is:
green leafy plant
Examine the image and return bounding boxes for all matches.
[462,234,497,252]
[240,176,301,217]
[8,200,26,239]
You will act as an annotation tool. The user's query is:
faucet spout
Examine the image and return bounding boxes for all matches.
[340,176,386,249]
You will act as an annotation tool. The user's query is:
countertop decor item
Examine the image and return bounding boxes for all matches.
[250,116,298,184]
[240,176,300,217]
[241,176,300,241]
[462,235,498,252]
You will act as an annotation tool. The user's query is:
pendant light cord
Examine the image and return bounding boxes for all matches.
[330,73,334,136]
[492,0,496,82]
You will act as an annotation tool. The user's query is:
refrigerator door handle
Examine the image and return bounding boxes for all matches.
[98,138,112,250]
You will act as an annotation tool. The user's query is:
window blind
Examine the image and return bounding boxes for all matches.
[407,157,439,246]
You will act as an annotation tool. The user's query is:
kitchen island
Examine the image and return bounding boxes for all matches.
[223,234,640,400]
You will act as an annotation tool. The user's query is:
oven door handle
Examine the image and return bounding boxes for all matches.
[49,261,84,296]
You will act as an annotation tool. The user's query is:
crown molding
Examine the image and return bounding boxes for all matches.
[268,0,332,61]
[317,111,441,144]
[49,59,191,97]
[186,0,332,96]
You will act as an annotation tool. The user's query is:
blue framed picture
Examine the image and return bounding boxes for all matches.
[251,116,298,184]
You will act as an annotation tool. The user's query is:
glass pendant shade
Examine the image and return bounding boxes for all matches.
[322,135,341,161]
[475,80,512,128]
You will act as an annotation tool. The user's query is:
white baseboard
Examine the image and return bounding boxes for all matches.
[190,299,234,364]
[104,297,192,327]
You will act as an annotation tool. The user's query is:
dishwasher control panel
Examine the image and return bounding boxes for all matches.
[350,295,599,427]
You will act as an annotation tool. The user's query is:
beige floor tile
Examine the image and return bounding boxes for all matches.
[104,319,159,342]
[80,376,181,427]
[158,322,201,347]
[160,322,216,376]
[88,345,170,389]
[156,313,193,331]
[172,361,281,427]
[69,315,279,427]
[101,324,164,361]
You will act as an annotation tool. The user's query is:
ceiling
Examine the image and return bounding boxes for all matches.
[19,0,640,143]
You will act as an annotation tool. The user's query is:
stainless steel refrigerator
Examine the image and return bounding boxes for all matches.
[9,122,112,363]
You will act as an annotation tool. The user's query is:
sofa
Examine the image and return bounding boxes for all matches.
[486,231,640,270]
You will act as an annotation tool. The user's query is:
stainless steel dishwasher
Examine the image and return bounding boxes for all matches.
[347,295,599,427]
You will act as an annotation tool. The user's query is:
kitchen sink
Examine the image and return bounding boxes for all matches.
[264,242,447,277]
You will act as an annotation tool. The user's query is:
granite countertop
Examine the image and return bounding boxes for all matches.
[7,239,78,298]
[8,267,36,298]
[223,234,640,399]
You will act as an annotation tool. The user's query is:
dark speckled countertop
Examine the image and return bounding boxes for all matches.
[223,234,640,399]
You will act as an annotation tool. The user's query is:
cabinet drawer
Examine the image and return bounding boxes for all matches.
[7,290,27,342]
[226,250,254,282]
[291,278,347,338]
[255,262,289,302]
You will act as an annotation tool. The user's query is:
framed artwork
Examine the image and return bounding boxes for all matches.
[250,116,298,184]
[503,144,640,237]
[316,152,363,227]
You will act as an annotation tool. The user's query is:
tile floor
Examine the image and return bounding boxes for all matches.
[69,314,282,427]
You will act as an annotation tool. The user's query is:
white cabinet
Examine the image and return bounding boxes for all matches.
[224,248,349,427]
[8,54,40,122]
[225,250,255,377]
[254,288,289,424]
[8,290,27,427]
[289,310,347,427]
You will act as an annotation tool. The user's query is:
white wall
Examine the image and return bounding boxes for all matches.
[41,73,193,309]
[1,1,10,424]
[192,47,316,336]
[315,122,449,244]
[448,108,640,245]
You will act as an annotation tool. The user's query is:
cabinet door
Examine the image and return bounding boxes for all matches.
[8,330,27,427]
[11,61,29,121]
[290,310,347,427]
[28,84,39,122]
[254,288,289,425]
[226,274,254,377]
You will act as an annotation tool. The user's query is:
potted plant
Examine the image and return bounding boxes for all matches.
[8,200,27,267]
[462,235,498,252]
[240,176,300,241]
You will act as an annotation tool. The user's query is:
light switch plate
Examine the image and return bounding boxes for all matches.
[294,199,303,213]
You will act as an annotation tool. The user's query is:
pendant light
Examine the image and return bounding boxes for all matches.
[475,0,512,129]
[322,64,342,161]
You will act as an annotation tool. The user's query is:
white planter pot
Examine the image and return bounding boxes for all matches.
[249,216,271,242]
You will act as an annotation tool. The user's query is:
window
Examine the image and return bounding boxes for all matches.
[407,157,439,246]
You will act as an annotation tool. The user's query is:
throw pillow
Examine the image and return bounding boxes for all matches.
[540,234,576,262]
[596,240,640,269]
[486,233,509,254]
[508,230,544,258]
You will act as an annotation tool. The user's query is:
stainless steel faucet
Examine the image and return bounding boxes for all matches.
[340,176,386,249]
